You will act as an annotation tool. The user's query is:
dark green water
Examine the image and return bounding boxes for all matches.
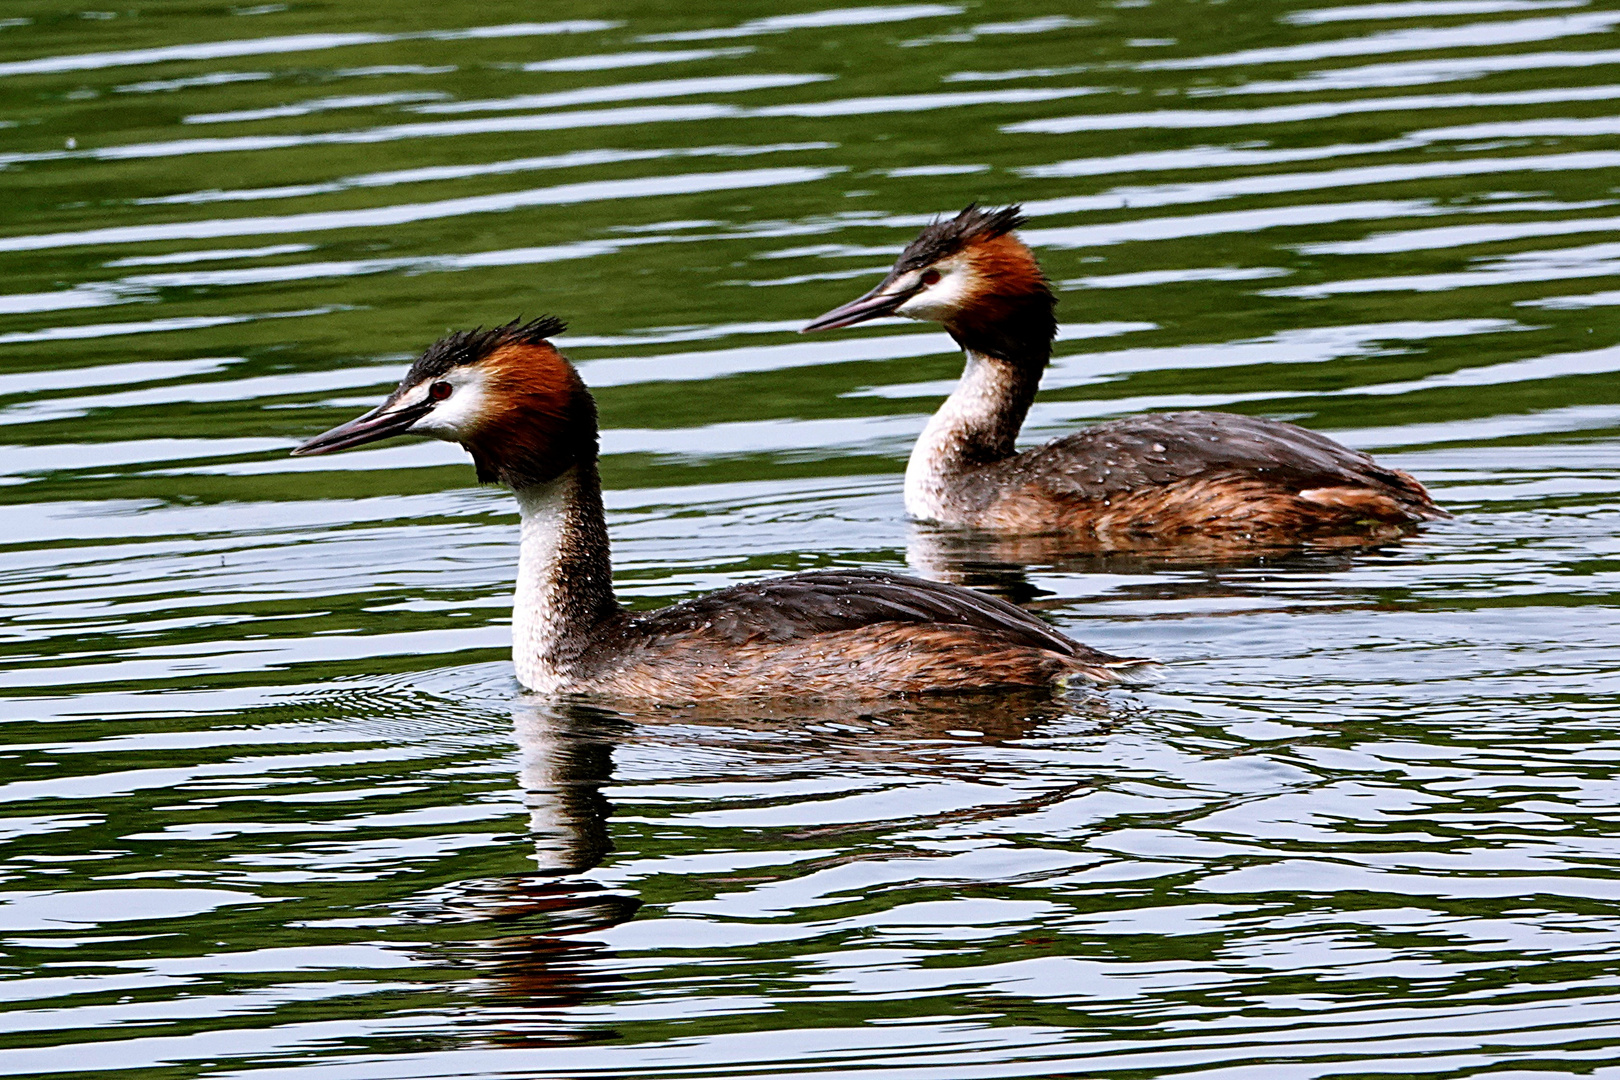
[2,1,1619,1076]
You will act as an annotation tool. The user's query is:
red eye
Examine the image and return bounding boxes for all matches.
[920,269,941,286]
[429,381,452,401]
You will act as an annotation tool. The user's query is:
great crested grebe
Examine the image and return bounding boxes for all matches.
[291,317,1149,700]
[803,205,1446,544]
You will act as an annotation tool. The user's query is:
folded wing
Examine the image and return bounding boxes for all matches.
[629,568,1119,663]
[1015,411,1440,516]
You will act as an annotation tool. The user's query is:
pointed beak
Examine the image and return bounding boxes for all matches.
[801,278,917,333]
[290,397,432,456]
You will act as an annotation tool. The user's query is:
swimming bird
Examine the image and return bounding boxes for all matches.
[803,205,1446,545]
[291,317,1149,700]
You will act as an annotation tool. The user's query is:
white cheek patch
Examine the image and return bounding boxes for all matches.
[405,367,490,440]
[895,264,975,322]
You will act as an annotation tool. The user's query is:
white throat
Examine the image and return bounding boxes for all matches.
[904,351,1026,522]
[512,467,585,693]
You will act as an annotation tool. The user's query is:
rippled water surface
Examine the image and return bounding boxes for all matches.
[3,1,1620,1075]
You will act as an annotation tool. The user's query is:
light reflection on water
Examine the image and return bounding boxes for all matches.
[1,0,1619,1075]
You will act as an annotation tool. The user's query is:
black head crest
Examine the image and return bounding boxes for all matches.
[404,316,567,386]
[896,203,1029,273]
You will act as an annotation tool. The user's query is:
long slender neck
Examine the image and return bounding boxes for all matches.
[511,462,621,692]
[904,349,1041,521]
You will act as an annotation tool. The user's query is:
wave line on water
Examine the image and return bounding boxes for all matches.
[0,307,333,347]
[1005,83,1620,133]
[0,168,840,253]
[412,74,834,115]
[1266,238,1620,296]
[1199,47,1620,94]
[1283,1,1587,26]
[1299,216,1620,255]
[1020,150,1620,217]
[1019,199,1447,249]
[1137,11,1620,69]
[638,5,964,43]
[134,143,834,207]
[182,91,452,125]
[0,21,621,78]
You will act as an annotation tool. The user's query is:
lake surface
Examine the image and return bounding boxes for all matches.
[3,1,1619,1076]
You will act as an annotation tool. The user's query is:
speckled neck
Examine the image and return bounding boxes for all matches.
[904,350,1040,522]
[511,464,620,692]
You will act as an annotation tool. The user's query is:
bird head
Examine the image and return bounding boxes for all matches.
[802,204,1055,364]
[292,316,596,488]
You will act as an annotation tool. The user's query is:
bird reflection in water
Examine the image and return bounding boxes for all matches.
[413,700,637,1046]
[603,688,1132,845]
[906,520,1416,609]
[411,686,1137,1047]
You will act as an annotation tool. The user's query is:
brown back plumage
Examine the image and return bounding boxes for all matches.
[575,569,1152,699]
[963,412,1446,537]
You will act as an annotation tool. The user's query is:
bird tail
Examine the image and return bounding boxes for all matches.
[1063,649,1160,686]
